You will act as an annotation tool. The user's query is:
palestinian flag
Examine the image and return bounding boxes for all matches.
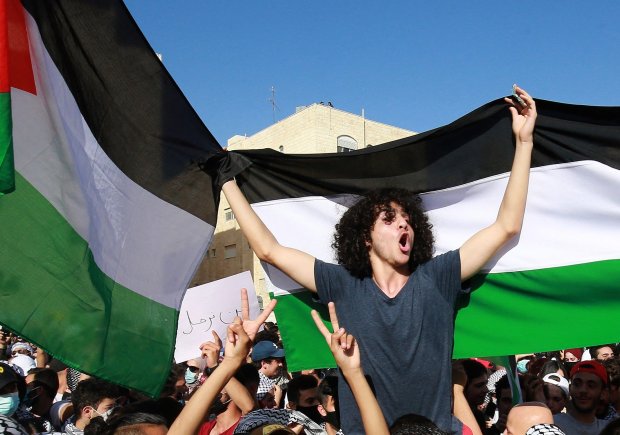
[219,98,620,371]
[0,0,222,395]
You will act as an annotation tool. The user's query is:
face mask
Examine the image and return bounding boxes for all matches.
[185,368,198,384]
[296,405,323,424]
[323,411,340,429]
[0,392,20,416]
[93,407,115,422]
[208,394,231,418]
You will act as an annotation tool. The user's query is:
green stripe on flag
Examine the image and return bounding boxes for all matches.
[0,92,15,194]
[454,261,620,357]
[0,172,177,395]
[274,260,620,371]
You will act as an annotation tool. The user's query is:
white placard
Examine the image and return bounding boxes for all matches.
[174,271,259,363]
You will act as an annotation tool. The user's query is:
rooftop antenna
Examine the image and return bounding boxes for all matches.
[268,86,280,123]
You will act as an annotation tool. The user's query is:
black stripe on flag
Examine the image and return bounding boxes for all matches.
[220,99,620,204]
[22,0,223,224]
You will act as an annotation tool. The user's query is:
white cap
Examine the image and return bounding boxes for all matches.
[543,373,570,397]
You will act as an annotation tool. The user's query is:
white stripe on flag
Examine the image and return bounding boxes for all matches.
[12,14,212,308]
[253,160,620,296]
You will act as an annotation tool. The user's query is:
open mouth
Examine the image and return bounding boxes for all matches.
[399,233,410,253]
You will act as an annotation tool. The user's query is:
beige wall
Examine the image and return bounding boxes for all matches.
[191,103,415,310]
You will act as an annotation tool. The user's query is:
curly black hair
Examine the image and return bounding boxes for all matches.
[332,188,434,278]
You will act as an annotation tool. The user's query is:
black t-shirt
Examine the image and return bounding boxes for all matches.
[315,250,467,434]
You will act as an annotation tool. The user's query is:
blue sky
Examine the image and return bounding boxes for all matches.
[124,1,620,146]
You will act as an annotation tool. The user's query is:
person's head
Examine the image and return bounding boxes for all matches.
[9,342,33,358]
[603,359,620,410]
[0,362,21,417]
[234,363,260,401]
[24,367,58,415]
[72,378,122,426]
[563,348,583,363]
[389,413,449,435]
[159,364,187,400]
[568,360,608,416]
[183,360,201,386]
[505,402,553,435]
[462,359,489,407]
[495,375,513,417]
[93,411,168,435]
[542,373,569,415]
[286,375,320,423]
[590,345,615,362]
[538,360,567,378]
[317,376,339,429]
[332,188,434,278]
[252,341,285,379]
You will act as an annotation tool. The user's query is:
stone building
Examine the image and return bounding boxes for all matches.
[190,102,415,308]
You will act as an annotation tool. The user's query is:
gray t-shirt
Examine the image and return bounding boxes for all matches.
[554,412,609,435]
[315,250,466,434]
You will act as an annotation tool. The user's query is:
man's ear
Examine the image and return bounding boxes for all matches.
[317,404,327,417]
[286,401,296,410]
[82,405,95,420]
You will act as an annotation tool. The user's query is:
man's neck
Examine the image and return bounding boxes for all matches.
[371,262,410,298]
[75,416,89,430]
[567,403,597,424]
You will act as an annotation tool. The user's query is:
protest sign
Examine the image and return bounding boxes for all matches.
[174,271,259,363]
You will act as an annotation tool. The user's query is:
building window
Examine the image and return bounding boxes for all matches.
[210,249,216,258]
[224,207,235,221]
[337,135,357,153]
[257,296,264,310]
[224,244,237,259]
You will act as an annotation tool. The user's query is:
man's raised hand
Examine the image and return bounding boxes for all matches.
[224,317,252,364]
[311,302,360,373]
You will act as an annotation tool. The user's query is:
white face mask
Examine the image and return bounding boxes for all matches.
[0,392,20,416]
[92,406,115,422]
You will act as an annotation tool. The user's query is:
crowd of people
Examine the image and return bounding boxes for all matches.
[1,319,619,435]
[1,86,618,435]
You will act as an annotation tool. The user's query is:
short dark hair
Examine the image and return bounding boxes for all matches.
[287,375,318,405]
[461,359,487,389]
[603,359,620,388]
[87,412,168,435]
[591,344,615,360]
[539,360,567,378]
[28,368,59,399]
[333,188,434,278]
[495,375,510,400]
[235,363,259,388]
[390,413,449,435]
[317,375,338,405]
[72,378,122,418]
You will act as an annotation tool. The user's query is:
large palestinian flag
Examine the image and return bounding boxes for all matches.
[219,99,620,371]
[0,0,223,395]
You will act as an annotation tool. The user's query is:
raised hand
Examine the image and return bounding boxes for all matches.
[311,302,360,373]
[199,330,222,369]
[240,288,277,341]
[504,85,537,143]
[224,317,252,364]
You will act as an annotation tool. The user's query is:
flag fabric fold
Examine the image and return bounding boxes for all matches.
[1,0,223,395]
[218,98,620,371]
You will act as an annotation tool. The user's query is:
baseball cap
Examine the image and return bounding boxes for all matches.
[0,362,19,390]
[569,360,608,385]
[251,341,285,362]
[542,373,570,397]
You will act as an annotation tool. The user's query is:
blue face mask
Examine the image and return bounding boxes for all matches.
[185,368,198,384]
[0,392,20,416]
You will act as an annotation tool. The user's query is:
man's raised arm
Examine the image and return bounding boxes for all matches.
[460,85,537,281]
[222,180,317,292]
